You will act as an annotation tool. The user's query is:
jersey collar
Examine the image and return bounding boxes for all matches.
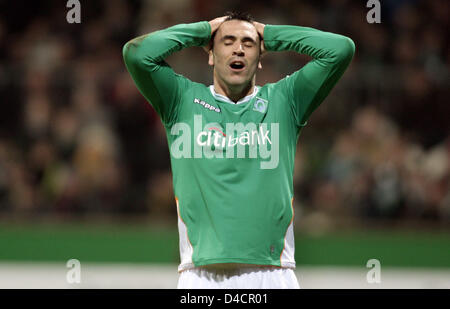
[209,85,260,105]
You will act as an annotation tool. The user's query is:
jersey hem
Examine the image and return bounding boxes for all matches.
[178,259,296,272]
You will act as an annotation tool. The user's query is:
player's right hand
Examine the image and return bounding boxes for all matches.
[208,16,228,35]
[203,16,228,53]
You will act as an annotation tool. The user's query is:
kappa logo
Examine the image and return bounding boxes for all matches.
[194,98,221,113]
[253,97,268,113]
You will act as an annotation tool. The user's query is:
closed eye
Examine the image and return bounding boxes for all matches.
[222,36,257,47]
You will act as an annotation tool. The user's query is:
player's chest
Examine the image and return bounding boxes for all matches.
[177,95,274,128]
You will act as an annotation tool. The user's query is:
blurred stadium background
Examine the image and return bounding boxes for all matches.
[0,0,449,288]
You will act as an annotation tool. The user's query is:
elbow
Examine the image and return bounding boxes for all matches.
[122,41,131,58]
[334,36,355,63]
[343,37,356,59]
[122,36,149,68]
[122,36,158,71]
[122,41,135,68]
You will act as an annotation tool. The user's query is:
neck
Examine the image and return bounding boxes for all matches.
[213,75,255,103]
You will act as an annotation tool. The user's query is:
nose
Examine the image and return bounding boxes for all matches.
[232,44,245,56]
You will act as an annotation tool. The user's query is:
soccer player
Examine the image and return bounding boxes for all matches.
[123,12,355,289]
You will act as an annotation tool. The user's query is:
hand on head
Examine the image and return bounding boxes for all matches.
[204,16,266,56]
[252,21,266,55]
[203,16,228,53]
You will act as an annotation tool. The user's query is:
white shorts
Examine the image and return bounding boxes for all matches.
[177,267,300,289]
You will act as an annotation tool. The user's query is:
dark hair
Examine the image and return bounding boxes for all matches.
[224,11,255,23]
[210,11,257,49]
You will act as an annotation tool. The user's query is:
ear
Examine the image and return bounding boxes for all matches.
[258,60,262,69]
[208,50,214,66]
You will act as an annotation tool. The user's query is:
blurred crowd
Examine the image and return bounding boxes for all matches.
[294,105,450,226]
[0,0,448,225]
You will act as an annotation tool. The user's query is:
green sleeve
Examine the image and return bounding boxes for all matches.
[264,25,355,127]
[122,22,211,126]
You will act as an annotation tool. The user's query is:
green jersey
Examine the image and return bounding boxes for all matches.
[123,21,354,271]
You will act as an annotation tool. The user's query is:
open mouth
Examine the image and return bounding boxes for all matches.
[229,61,245,71]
